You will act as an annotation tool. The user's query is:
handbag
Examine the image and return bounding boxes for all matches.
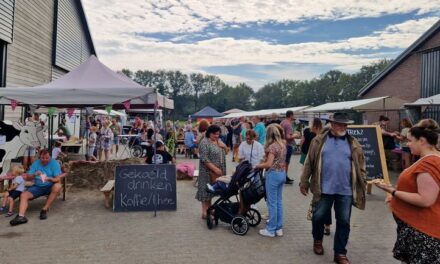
[209,142,225,183]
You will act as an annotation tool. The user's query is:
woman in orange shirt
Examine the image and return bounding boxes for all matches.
[376,119,440,263]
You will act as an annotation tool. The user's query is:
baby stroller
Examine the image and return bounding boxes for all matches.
[206,161,266,235]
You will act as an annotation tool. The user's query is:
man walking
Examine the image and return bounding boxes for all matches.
[280,110,297,184]
[253,116,266,145]
[299,113,366,264]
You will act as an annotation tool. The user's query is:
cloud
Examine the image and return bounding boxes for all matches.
[83,0,440,35]
[81,1,440,88]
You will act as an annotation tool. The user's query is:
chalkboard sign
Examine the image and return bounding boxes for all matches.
[114,164,177,212]
[347,125,390,183]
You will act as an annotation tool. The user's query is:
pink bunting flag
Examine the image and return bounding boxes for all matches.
[123,100,131,110]
[67,108,75,118]
[11,100,17,111]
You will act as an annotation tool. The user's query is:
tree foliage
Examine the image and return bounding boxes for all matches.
[118,59,392,119]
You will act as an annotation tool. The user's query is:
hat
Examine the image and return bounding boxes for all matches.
[155,140,164,148]
[327,112,354,124]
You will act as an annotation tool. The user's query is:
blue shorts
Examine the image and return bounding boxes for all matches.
[286,145,293,164]
[113,137,119,145]
[27,185,53,199]
[8,190,22,200]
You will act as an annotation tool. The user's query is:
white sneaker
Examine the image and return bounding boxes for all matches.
[276,229,283,237]
[259,229,275,237]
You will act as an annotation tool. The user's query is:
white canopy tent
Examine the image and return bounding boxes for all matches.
[0,55,155,108]
[404,94,440,106]
[303,96,407,112]
[93,109,127,117]
[217,106,309,119]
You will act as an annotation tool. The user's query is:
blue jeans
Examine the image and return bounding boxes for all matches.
[265,170,286,233]
[285,145,293,164]
[312,194,352,255]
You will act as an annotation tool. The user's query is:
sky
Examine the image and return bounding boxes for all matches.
[81,0,440,90]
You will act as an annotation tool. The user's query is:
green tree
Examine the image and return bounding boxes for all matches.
[119,68,133,79]
[189,73,206,111]
[167,71,189,99]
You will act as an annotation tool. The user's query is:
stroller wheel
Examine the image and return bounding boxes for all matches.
[207,215,214,229]
[131,146,143,157]
[231,216,249,236]
[245,208,261,227]
[207,209,215,229]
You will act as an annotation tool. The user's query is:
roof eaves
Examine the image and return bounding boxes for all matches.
[76,0,97,56]
[358,19,440,97]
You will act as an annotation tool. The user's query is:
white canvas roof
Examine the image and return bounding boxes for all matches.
[303,96,407,112]
[405,94,440,106]
[93,109,126,117]
[0,55,155,108]
[218,106,309,119]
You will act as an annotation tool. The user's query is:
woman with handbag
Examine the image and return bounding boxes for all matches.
[376,119,440,263]
[195,124,228,219]
[255,124,287,237]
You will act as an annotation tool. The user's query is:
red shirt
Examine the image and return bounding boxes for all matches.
[391,155,440,239]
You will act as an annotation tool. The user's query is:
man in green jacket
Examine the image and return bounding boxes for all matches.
[299,112,366,264]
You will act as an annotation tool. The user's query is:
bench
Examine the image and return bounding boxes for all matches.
[1,173,69,201]
[100,180,115,209]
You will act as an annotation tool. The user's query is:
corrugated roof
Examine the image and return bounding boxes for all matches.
[192,106,224,118]
[358,19,440,97]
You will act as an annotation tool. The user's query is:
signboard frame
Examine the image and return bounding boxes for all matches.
[113,164,177,212]
[347,125,390,192]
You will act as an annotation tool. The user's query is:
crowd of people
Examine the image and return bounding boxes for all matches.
[193,112,439,264]
[1,108,439,263]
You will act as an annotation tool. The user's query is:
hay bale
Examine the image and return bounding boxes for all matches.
[68,158,145,189]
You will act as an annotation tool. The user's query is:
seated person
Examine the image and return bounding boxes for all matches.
[146,140,176,165]
[184,128,198,158]
[1,165,26,217]
[10,149,63,226]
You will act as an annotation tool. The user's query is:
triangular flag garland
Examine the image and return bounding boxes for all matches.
[67,108,75,118]
[11,100,17,111]
[105,105,112,114]
[48,107,56,117]
[123,100,131,110]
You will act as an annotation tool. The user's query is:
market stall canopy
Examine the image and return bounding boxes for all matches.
[219,106,309,119]
[223,108,244,114]
[116,73,174,109]
[93,109,126,117]
[145,92,174,109]
[191,106,224,118]
[404,94,440,106]
[0,55,154,108]
[303,96,407,113]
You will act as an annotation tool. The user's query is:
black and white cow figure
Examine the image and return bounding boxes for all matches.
[0,120,47,176]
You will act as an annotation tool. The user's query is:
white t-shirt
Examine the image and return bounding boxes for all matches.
[89,132,97,147]
[238,141,265,168]
[52,147,62,159]
[13,175,26,192]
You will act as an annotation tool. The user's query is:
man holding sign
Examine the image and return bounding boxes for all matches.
[10,149,62,226]
[300,113,366,264]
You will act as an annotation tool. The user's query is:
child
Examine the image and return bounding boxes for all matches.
[206,175,231,193]
[88,126,98,161]
[146,140,175,164]
[0,165,26,217]
[52,141,67,161]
